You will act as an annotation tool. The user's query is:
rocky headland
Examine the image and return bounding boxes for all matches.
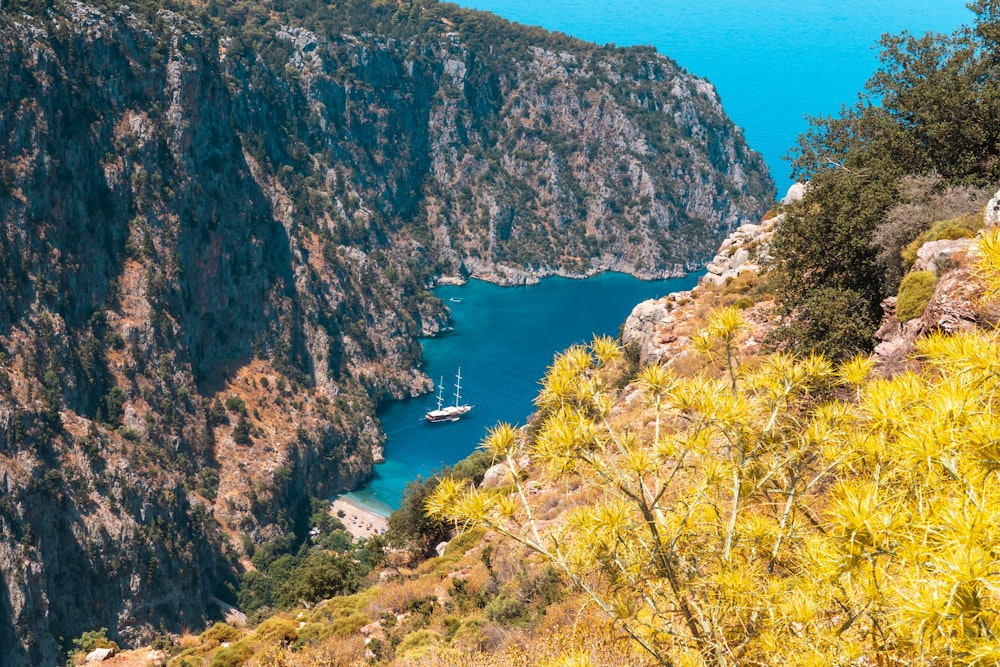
[0,0,773,663]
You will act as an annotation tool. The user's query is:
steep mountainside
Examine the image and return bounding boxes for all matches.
[113,194,1000,667]
[0,0,771,663]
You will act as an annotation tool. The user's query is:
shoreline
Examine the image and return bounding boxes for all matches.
[331,494,389,540]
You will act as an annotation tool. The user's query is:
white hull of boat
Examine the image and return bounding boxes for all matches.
[425,404,473,423]
[425,368,472,423]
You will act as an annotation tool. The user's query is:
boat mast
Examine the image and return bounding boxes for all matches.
[454,367,463,407]
[436,377,445,411]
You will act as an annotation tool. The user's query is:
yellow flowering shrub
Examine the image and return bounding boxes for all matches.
[428,228,1000,666]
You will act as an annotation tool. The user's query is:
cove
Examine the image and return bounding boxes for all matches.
[345,271,701,512]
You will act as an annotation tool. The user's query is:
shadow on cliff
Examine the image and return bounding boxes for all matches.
[0,570,22,666]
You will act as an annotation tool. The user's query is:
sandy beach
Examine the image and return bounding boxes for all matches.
[331,495,389,540]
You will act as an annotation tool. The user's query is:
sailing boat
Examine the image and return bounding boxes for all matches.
[425,368,473,423]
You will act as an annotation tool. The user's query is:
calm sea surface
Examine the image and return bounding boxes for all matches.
[346,272,700,512]
[347,1,974,512]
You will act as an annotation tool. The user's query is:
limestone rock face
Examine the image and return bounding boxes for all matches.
[912,238,974,273]
[623,293,699,366]
[780,182,809,206]
[875,255,1000,371]
[699,214,781,287]
[0,2,774,662]
[874,194,1000,371]
[984,187,1000,227]
[622,209,781,367]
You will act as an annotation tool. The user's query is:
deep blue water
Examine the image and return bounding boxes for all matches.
[345,272,700,512]
[455,0,973,190]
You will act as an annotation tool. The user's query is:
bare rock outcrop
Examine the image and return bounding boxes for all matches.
[621,292,697,365]
[912,238,974,273]
[983,187,1000,227]
[780,182,809,206]
[0,1,775,662]
[699,213,781,287]
[875,247,1000,371]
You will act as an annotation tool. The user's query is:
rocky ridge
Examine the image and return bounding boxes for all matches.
[623,184,1000,380]
[0,1,772,663]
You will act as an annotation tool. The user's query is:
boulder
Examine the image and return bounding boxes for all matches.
[480,462,508,488]
[621,299,670,349]
[984,187,1000,227]
[780,182,809,206]
[85,647,115,662]
[912,238,973,273]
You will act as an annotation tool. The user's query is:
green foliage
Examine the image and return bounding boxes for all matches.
[484,592,529,626]
[895,270,939,321]
[207,642,252,667]
[792,3,1000,184]
[769,286,877,361]
[386,449,492,553]
[773,4,1000,357]
[874,174,990,292]
[428,229,1000,666]
[200,622,242,645]
[395,629,444,660]
[769,168,892,359]
[224,395,247,414]
[274,551,363,608]
[237,506,375,614]
[100,386,126,427]
[71,627,118,655]
[231,414,251,445]
[208,398,228,426]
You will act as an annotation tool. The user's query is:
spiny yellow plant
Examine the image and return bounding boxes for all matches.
[426,231,1000,666]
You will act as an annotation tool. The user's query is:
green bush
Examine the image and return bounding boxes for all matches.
[395,630,443,659]
[72,628,119,654]
[252,617,298,644]
[200,622,242,644]
[207,642,252,667]
[484,592,529,626]
[896,270,939,322]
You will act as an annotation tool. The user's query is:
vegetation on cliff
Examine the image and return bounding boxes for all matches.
[142,2,1000,663]
[143,221,1000,665]
[769,0,1000,360]
[427,226,1000,666]
[0,0,771,663]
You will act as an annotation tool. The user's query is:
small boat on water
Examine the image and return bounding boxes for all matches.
[425,368,473,423]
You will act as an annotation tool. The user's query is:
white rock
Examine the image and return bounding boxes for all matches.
[621,299,669,347]
[912,238,974,273]
[780,182,809,206]
[85,647,115,662]
[985,188,1000,228]
[480,463,508,488]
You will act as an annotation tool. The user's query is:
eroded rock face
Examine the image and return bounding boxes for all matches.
[0,2,774,662]
[700,213,781,287]
[983,187,1000,227]
[780,182,809,206]
[622,214,779,367]
[874,193,1000,372]
[912,238,974,273]
[875,255,1000,372]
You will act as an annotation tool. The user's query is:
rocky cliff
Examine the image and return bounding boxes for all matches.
[0,0,772,662]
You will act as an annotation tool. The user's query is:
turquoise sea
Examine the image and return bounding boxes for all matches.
[347,1,975,513]
[346,272,700,512]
